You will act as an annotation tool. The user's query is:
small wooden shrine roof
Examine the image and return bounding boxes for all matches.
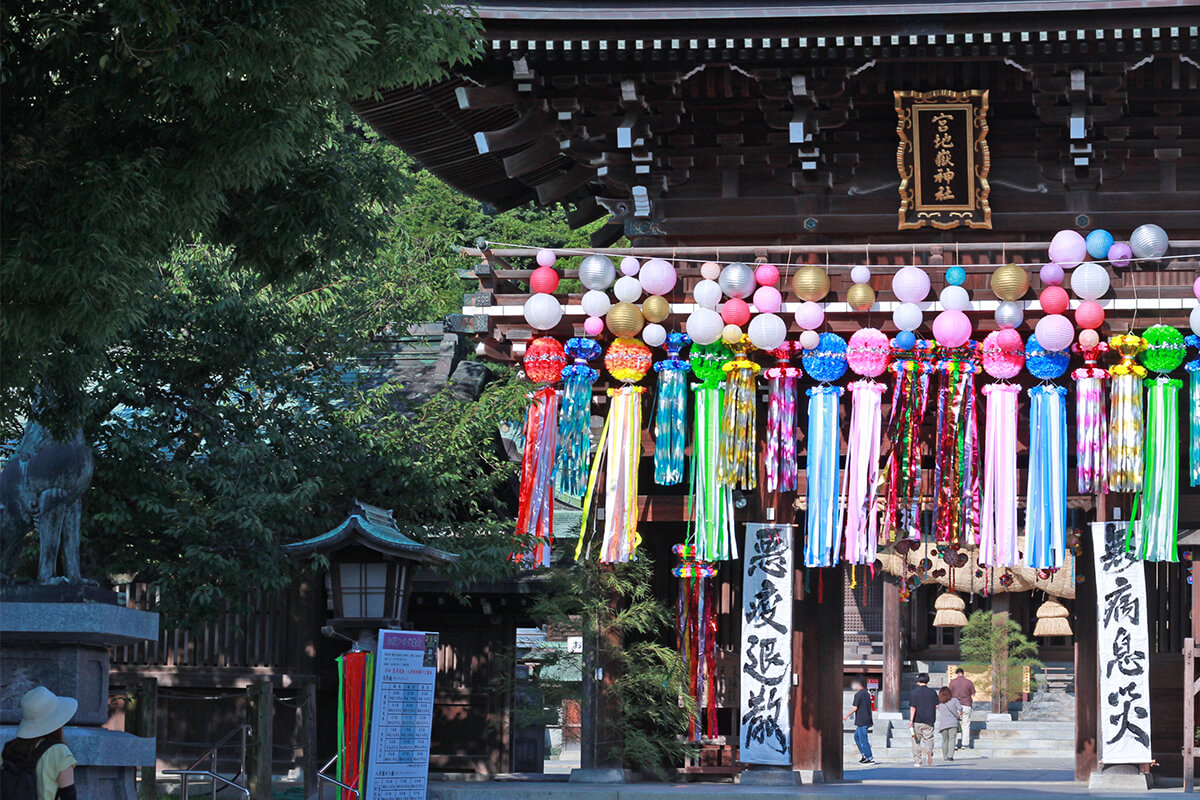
[282,500,458,565]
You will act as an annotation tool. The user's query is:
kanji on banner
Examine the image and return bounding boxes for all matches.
[739,523,794,764]
[1091,522,1152,765]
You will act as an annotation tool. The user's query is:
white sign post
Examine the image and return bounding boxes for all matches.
[1090,522,1152,765]
[365,630,439,800]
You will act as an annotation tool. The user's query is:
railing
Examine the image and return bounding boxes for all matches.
[316,753,361,798]
[163,724,250,800]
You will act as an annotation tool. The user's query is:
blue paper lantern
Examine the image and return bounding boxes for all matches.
[945,266,967,286]
[894,330,917,351]
[801,332,848,383]
[1025,333,1071,380]
[1085,229,1115,261]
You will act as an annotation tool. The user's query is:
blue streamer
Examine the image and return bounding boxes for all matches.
[556,338,601,497]
[804,384,844,568]
[654,333,690,485]
[1024,384,1067,569]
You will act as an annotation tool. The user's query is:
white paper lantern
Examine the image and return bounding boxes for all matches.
[614,275,642,303]
[694,279,722,309]
[722,324,743,344]
[1190,305,1200,338]
[579,254,616,290]
[850,265,871,285]
[892,302,923,332]
[1129,224,1169,259]
[1034,314,1074,352]
[524,293,563,330]
[799,329,820,350]
[1070,261,1111,301]
[686,307,724,345]
[748,313,788,351]
[995,301,1024,330]
[642,323,667,347]
[581,290,612,318]
[893,266,931,303]
[718,262,757,299]
[939,285,970,311]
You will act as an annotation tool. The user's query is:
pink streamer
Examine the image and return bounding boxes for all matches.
[979,383,1019,567]
[841,380,884,564]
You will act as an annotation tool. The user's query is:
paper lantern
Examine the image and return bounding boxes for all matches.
[1070,261,1110,300]
[847,283,876,311]
[1192,305,1200,337]
[801,332,848,382]
[1130,223,1169,259]
[1108,242,1133,268]
[1194,276,1200,301]
[1141,324,1185,373]
[524,293,563,330]
[932,592,968,628]
[893,302,923,332]
[995,301,1024,330]
[847,328,890,378]
[524,337,567,384]
[1025,333,1071,380]
[894,330,916,350]
[850,265,871,284]
[753,285,782,314]
[1033,599,1073,637]
[990,264,1029,301]
[792,265,831,301]
[581,290,612,318]
[686,308,724,345]
[719,262,757,299]
[694,279,722,309]
[536,249,557,268]
[933,309,972,348]
[605,337,652,383]
[614,275,642,303]
[748,313,787,351]
[722,324,744,344]
[1075,300,1105,330]
[939,285,970,311]
[606,302,644,338]
[530,266,559,295]
[642,323,667,347]
[620,256,641,276]
[892,265,930,303]
[945,266,966,286]
[755,263,780,287]
[700,261,721,280]
[794,301,824,330]
[721,298,751,326]
[642,294,670,323]
[1039,286,1069,315]
[639,258,677,295]
[579,254,616,290]
[997,328,1023,352]
[1086,230,1115,261]
[1034,314,1074,353]
[1048,229,1087,268]
[982,330,1025,380]
[1039,262,1064,287]
[584,316,604,336]
[1078,328,1100,350]
[799,329,820,350]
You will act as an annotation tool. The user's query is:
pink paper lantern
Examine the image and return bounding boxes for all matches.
[996,328,1023,352]
[1079,329,1100,350]
[700,261,721,280]
[753,285,782,314]
[721,298,751,326]
[530,266,559,294]
[754,263,780,287]
[1039,286,1069,315]
[794,300,824,330]
[620,256,641,277]
[536,248,557,268]
[847,328,890,378]
[583,316,605,336]
[638,258,677,295]
[1075,300,1105,330]
[1193,275,1200,301]
[1048,230,1087,268]
[1039,262,1065,287]
[932,309,972,348]
[1107,242,1133,268]
[1034,314,1074,352]
[982,330,1025,379]
[893,265,931,303]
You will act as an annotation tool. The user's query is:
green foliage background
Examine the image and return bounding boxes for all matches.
[959,610,1042,709]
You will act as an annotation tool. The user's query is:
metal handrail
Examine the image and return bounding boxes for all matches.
[316,753,361,798]
[161,769,250,799]
[163,724,250,800]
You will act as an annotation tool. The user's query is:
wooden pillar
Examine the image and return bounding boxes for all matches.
[1184,638,1195,794]
[990,593,1011,713]
[300,681,319,800]
[819,567,845,781]
[125,677,157,800]
[790,566,844,781]
[247,678,274,800]
[882,575,903,713]
[1074,498,1101,782]
[1192,557,1200,642]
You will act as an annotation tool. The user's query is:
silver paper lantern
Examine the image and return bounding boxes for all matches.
[1129,224,1169,259]
[994,301,1024,330]
[579,254,616,290]
[718,261,756,299]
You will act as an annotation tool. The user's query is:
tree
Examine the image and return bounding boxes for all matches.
[959,610,1042,711]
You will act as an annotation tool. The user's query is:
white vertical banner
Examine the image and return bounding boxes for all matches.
[366,630,439,800]
[1091,522,1153,764]
[739,523,794,764]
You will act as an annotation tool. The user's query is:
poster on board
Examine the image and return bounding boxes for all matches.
[365,630,439,800]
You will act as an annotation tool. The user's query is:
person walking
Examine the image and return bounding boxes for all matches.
[936,686,964,762]
[843,677,875,764]
[1,687,79,800]
[948,667,976,749]
[908,672,938,767]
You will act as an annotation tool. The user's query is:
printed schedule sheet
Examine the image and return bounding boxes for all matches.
[366,630,439,800]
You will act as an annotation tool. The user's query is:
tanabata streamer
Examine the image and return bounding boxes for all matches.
[719,336,759,489]
[840,329,890,565]
[673,544,718,739]
[1071,341,1109,494]
[1107,333,1147,492]
[1132,377,1181,562]
[689,342,736,561]
[1188,334,1200,487]
[556,338,601,497]
[804,384,844,567]
[1025,384,1068,569]
[979,383,1020,567]
[337,651,374,800]
[654,333,691,485]
[764,342,802,493]
[517,338,567,566]
[884,340,936,541]
[931,343,980,545]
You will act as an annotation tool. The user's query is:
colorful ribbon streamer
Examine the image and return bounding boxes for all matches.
[804,384,844,568]
[1025,384,1067,569]
[1187,334,1200,487]
[689,342,736,562]
[1071,342,1109,494]
[884,341,934,542]
[841,380,884,565]
[932,349,980,545]
[764,343,802,493]
[1131,377,1180,562]
[673,544,718,740]
[577,385,644,563]
[653,333,690,485]
[337,651,374,800]
[1107,334,1147,492]
[719,336,759,490]
[980,383,1019,567]
[515,386,559,566]
[556,338,601,497]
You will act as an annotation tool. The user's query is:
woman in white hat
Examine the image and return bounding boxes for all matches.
[1,686,79,800]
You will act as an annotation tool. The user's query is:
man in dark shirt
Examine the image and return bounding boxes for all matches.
[843,677,875,764]
[908,672,939,767]
[948,668,976,749]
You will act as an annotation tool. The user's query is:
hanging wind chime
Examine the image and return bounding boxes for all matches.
[556,338,602,497]
[1071,339,1109,494]
[673,544,718,740]
[1107,333,1147,492]
[841,329,889,565]
[979,331,1024,568]
[516,338,567,567]
[802,332,848,568]
[1132,325,1185,562]
[689,341,736,562]
[764,342,802,494]
[653,332,691,486]
[719,335,759,490]
[1024,334,1071,570]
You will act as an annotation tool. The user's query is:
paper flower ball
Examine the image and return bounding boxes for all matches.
[689,341,730,385]
[579,254,616,290]
[982,331,1025,380]
[686,307,724,345]
[995,301,1024,330]
[1075,300,1105,330]
[990,264,1029,301]
[847,283,876,311]
[801,332,848,382]
[530,266,559,295]
[945,266,966,286]
[799,329,821,350]
[1040,286,1069,315]
[620,256,641,276]
[641,294,670,323]
[1141,324,1186,373]
[794,301,825,330]
[642,323,667,347]
[581,290,612,318]
[1086,229,1115,260]
[1025,333,1071,380]
[939,285,970,311]
[721,298,751,326]
[694,279,722,309]
[894,330,916,351]
[536,249,557,268]
[605,337,652,382]
[792,265,830,301]
[847,328,891,378]
[719,262,756,299]
[893,302,923,332]
[583,316,604,336]
[753,285,782,314]
[1039,262,1065,287]
[893,266,931,303]
[851,265,871,285]
[1034,314,1074,353]
[606,302,644,337]
[1070,261,1110,300]
[1079,328,1100,350]
[1130,223,1169,259]
[700,261,721,280]
[565,337,602,364]
[1108,242,1133,268]
[748,313,788,351]
[722,324,743,344]
[639,258,677,295]
[997,328,1023,351]
[1192,305,1200,338]
[614,275,642,303]
[933,309,972,348]
[754,263,780,287]
[1049,229,1087,268]
[524,293,563,330]
[524,337,567,384]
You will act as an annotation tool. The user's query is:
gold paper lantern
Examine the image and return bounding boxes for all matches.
[932,592,968,628]
[606,302,644,338]
[792,265,830,302]
[847,282,876,311]
[642,295,670,324]
[1033,598,1073,637]
[990,263,1030,301]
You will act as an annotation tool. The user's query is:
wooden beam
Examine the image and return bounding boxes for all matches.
[474,112,554,154]
[502,137,564,178]
[535,163,595,204]
[456,84,518,110]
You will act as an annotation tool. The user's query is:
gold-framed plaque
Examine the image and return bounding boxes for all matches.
[895,89,991,230]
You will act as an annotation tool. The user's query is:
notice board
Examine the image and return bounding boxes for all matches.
[365,630,439,800]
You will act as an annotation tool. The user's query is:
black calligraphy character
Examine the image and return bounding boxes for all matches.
[747,528,788,578]
[746,579,786,635]
[1103,577,1140,627]
[741,684,788,755]
[1106,627,1146,678]
[744,634,786,686]
[1105,682,1150,747]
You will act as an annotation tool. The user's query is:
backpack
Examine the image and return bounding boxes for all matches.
[1,738,56,800]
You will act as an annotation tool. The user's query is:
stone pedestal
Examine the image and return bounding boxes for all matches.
[0,585,158,800]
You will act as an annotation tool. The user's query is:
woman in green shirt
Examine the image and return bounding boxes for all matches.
[2,687,79,800]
